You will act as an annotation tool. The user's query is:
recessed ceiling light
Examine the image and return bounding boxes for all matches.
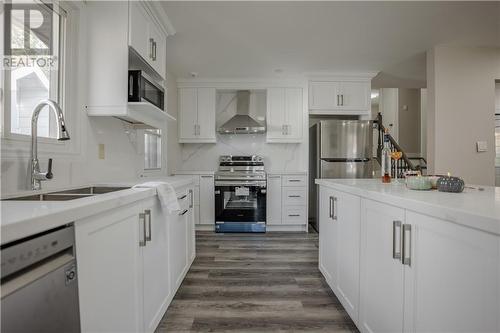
[190,72,198,78]
[274,69,283,74]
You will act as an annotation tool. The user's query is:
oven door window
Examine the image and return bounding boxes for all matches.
[215,185,266,222]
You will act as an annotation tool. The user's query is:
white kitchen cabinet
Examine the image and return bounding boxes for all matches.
[129,1,150,64]
[319,186,338,285]
[141,197,170,333]
[85,1,173,128]
[129,1,167,79]
[76,202,145,333]
[168,186,196,293]
[266,88,303,143]
[318,188,361,322]
[266,174,282,225]
[359,199,405,333]
[199,175,215,225]
[309,80,370,115]
[404,211,499,333]
[168,193,189,290]
[178,88,216,143]
[267,173,307,227]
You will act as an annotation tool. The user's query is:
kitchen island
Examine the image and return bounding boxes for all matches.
[315,178,500,333]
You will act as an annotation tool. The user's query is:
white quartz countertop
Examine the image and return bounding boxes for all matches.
[316,179,500,236]
[1,176,195,245]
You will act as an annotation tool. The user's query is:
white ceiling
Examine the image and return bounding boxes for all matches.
[163,1,500,87]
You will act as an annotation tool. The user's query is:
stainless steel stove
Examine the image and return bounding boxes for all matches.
[214,155,266,233]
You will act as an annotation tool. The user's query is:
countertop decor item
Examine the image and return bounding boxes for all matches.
[406,175,432,190]
[437,176,465,193]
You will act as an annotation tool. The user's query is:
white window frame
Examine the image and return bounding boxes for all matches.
[1,0,82,158]
[140,126,168,177]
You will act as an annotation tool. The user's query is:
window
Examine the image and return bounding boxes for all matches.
[3,1,66,139]
[144,129,162,170]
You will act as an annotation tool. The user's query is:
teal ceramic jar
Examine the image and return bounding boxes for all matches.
[406,176,432,190]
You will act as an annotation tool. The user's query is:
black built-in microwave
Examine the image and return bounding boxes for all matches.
[128,70,164,110]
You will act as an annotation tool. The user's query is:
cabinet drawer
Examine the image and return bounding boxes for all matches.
[283,187,307,206]
[282,206,307,225]
[282,175,307,187]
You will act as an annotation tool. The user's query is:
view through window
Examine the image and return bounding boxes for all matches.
[5,1,66,138]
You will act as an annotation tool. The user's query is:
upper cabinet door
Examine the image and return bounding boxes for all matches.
[196,88,216,141]
[309,82,340,110]
[266,88,286,141]
[178,88,198,142]
[339,81,370,110]
[266,88,303,143]
[129,1,167,80]
[149,23,166,79]
[284,88,303,141]
[129,2,150,62]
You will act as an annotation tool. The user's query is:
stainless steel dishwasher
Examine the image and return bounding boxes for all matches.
[1,224,80,333]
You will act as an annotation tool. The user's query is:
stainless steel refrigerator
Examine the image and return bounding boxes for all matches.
[309,120,373,231]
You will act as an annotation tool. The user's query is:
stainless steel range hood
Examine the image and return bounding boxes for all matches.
[218,91,266,134]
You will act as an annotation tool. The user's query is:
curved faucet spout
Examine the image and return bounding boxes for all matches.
[30,99,70,190]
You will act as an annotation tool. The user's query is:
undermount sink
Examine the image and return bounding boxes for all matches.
[3,186,130,201]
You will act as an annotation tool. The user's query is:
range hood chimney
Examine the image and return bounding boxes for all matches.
[218,91,266,134]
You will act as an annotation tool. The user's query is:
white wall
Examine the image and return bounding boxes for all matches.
[426,46,500,186]
[177,90,308,173]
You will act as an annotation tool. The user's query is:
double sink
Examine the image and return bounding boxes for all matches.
[3,186,130,201]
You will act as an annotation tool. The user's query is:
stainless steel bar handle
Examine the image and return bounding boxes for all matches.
[402,224,412,266]
[329,196,334,219]
[149,38,154,59]
[288,214,300,217]
[179,209,188,216]
[139,213,146,247]
[178,194,187,200]
[152,41,157,61]
[201,175,213,178]
[341,94,344,106]
[332,196,337,220]
[189,189,193,208]
[336,94,340,106]
[392,220,402,260]
[288,195,301,198]
[145,209,152,242]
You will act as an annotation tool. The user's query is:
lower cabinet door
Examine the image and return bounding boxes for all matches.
[335,190,361,322]
[318,186,338,287]
[142,197,170,333]
[75,203,144,333]
[169,206,189,291]
[359,199,405,333]
[404,212,500,333]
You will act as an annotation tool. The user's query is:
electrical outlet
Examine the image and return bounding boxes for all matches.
[98,144,105,159]
[476,141,487,153]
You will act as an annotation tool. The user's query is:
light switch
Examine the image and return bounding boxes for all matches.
[98,143,105,159]
[476,141,487,152]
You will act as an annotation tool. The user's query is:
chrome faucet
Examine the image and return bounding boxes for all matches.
[30,100,70,190]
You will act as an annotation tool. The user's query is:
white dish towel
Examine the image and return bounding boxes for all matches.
[132,181,181,213]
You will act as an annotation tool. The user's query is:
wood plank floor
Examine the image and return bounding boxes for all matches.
[155,231,358,333]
